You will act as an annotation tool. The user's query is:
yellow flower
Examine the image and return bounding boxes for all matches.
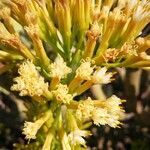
[87,22,100,40]
[105,95,123,108]
[92,67,113,84]
[121,41,139,56]
[52,84,73,104]
[11,60,49,97]
[76,97,94,120]
[49,56,71,79]
[76,95,125,128]
[75,59,94,80]
[92,108,109,126]
[68,129,90,146]
[22,110,52,140]
[103,48,121,62]
[91,96,123,128]
[104,95,125,127]
[22,121,39,140]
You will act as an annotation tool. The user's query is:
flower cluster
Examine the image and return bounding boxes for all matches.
[49,56,71,79]
[76,95,124,128]
[52,84,73,104]
[22,110,53,140]
[11,60,49,97]
[0,0,149,149]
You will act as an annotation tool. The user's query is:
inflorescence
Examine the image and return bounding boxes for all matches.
[0,0,149,149]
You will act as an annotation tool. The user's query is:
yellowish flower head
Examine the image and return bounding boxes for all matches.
[76,95,124,128]
[106,115,122,128]
[76,59,94,80]
[52,84,73,104]
[76,97,94,120]
[23,110,52,140]
[104,95,125,127]
[49,56,71,79]
[11,60,49,97]
[92,108,109,126]
[87,22,100,40]
[89,95,123,128]
[92,67,113,84]
[104,48,121,62]
[91,107,122,128]
[22,121,40,140]
[122,41,139,56]
[105,95,123,108]
[68,129,90,146]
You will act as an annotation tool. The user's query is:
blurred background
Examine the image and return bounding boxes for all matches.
[0,25,150,150]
